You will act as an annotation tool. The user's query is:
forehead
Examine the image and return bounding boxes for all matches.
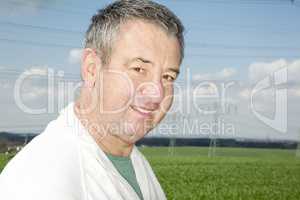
[110,20,181,67]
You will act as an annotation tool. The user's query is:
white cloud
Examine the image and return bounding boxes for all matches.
[219,68,237,79]
[290,87,300,97]
[193,83,219,97]
[239,88,251,99]
[193,67,237,81]
[0,80,10,89]
[239,86,275,101]
[0,67,49,92]
[246,58,300,101]
[249,58,300,83]
[23,67,48,76]
[22,86,48,101]
[14,67,50,101]
[68,48,83,64]
[287,59,300,82]
[15,66,80,103]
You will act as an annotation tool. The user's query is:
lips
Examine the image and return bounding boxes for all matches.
[131,105,154,118]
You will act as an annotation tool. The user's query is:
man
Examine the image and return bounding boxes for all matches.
[0,0,184,199]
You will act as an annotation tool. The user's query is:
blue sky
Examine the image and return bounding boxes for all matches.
[0,0,300,140]
[1,0,300,74]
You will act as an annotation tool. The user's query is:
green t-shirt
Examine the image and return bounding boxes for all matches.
[106,153,143,200]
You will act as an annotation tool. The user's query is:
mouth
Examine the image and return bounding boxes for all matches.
[130,105,154,118]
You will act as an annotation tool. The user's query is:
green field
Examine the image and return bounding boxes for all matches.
[1,147,300,200]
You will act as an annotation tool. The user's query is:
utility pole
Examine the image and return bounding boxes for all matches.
[168,137,176,156]
[24,134,28,146]
[168,113,178,156]
[208,102,238,157]
[208,102,219,157]
[296,130,300,158]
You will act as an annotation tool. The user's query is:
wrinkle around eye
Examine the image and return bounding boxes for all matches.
[131,66,146,74]
[162,74,176,82]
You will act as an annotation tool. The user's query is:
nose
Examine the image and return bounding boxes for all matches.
[135,81,163,110]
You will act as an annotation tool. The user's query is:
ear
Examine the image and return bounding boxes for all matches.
[81,48,102,88]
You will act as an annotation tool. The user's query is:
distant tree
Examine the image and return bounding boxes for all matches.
[0,140,8,153]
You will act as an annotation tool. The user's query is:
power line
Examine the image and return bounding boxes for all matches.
[1,20,298,37]
[0,69,81,81]
[188,21,299,31]
[0,21,84,34]
[187,24,300,36]
[0,68,79,76]
[0,76,81,82]
[187,42,300,51]
[3,0,94,15]
[173,0,300,6]
[2,0,299,19]
[1,36,300,53]
[0,124,46,128]
[0,76,80,82]
[0,37,81,49]
[1,36,299,59]
[187,53,300,59]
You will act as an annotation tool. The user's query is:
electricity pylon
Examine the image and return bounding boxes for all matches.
[208,102,238,157]
[168,113,178,156]
[296,130,300,158]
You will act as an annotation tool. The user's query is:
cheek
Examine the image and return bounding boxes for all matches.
[162,85,174,110]
[153,86,174,122]
[160,95,173,115]
[99,72,134,112]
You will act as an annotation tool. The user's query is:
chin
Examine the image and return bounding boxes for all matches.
[120,128,150,145]
[117,134,140,145]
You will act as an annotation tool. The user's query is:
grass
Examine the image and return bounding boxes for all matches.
[1,147,300,200]
[0,153,14,171]
[140,147,300,200]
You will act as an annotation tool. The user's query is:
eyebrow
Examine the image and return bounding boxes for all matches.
[136,57,153,64]
[125,57,153,67]
[127,57,180,75]
[168,68,180,75]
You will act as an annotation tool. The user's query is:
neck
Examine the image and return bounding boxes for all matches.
[74,100,133,157]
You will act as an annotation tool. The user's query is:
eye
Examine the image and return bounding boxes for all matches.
[163,74,176,82]
[132,66,145,73]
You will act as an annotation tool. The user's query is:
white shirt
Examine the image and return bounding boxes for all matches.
[0,103,166,200]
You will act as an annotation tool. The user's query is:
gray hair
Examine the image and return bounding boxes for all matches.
[84,0,185,66]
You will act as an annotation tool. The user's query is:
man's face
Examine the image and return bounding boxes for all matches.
[93,20,181,144]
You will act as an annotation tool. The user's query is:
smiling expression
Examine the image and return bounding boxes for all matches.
[91,20,181,144]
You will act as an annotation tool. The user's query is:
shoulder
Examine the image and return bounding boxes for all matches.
[131,146,156,174]
[0,118,83,200]
[131,146,167,200]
